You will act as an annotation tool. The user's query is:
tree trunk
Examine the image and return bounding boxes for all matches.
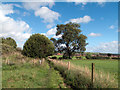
[69,53,71,59]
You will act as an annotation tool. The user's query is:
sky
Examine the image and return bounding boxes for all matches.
[0,1,119,54]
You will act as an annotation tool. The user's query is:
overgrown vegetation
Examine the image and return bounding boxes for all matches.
[1,37,17,48]
[1,37,17,55]
[64,59,118,80]
[48,58,118,88]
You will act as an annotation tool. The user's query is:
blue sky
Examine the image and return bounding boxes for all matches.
[0,1,119,53]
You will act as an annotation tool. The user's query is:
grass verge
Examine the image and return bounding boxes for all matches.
[48,58,118,88]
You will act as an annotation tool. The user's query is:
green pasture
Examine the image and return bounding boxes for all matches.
[64,59,118,80]
[2,54,66,88]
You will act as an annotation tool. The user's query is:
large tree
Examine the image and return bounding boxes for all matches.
[22,34,54,58]
[51,22,88,59]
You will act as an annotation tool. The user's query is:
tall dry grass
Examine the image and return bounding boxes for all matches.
[48,58,118,88]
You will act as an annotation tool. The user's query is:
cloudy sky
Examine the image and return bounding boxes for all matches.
[0,1,119,53]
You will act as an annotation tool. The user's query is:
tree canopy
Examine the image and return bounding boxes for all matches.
[22,34,54,58]
[51,22,88,59]
[1,37,17,48]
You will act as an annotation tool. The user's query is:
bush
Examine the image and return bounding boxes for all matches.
[92,56,110,59]
[51,56,57,59]
[58,57,63,60]
[16,47,22,52]
[63,53,70,59]
[76,56,86,60]
[63,55,69,59]
[22,34,55,58]
[112,57,120,59]
[85,53,92,59]
[1,37,17,48]
[1,44,16,54]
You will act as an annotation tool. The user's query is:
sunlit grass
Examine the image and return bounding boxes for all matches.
[49,59,118,88]
[2,52,66,88]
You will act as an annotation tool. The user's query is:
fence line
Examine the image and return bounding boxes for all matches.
[49,58,95,87]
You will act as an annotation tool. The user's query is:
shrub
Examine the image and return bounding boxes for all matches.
[58,57,63,60]
[63,53,70,59]
[16,47,22,52]
[51,56,57,59]
[112,57,120,59]
[22,34,54,58]
[107,53,111,57]
[1,44,16,54]
[85,53,92,59]
[1,37,17,48]
[76,56,86,60]
[92,56,110,59]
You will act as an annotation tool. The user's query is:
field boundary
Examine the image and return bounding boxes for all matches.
[48,58,118,88]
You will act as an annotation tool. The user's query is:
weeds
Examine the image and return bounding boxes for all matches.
[48,58,118,88]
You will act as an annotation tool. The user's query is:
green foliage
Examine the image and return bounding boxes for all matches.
[92,56,110,59]
[51,22,88,59]
[16,47,22,52]
[58,57,63,60]
[1,44,16,54]
[51,56,57,59]
[1,37,17,48]
[107,53,111,57]
[85,53,92,59]
[22,34,54,58]
[76,56,86,60]
[63,52,70,59]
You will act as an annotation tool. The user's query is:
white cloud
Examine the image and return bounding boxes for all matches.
[109,25,115,29]
[46,26,62,39]
[23,2,60,28]
[23,1,55,10]
[66,0,109,3]
[66,0,108,7]
[35,7,60,23]
[46,23,55,29]
[53,34,62,39]
[46,27,57,36]
[65,15,93,24]
[88,33,101,37]
[86,41,118,53]
[9,4,22,8]
[0,4,32,47]
[41,33,47,36]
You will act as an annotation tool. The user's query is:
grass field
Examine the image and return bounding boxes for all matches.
[64,59,118,80]
[2,53,66,88]
[48,58,118,88]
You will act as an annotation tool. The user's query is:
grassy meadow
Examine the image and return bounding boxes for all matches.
[2,52,66,88]
[2,52,118,88]
[64,59,118,80]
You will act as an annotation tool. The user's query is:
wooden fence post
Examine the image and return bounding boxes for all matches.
[68,61,70,70]
[91,63,95,88]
